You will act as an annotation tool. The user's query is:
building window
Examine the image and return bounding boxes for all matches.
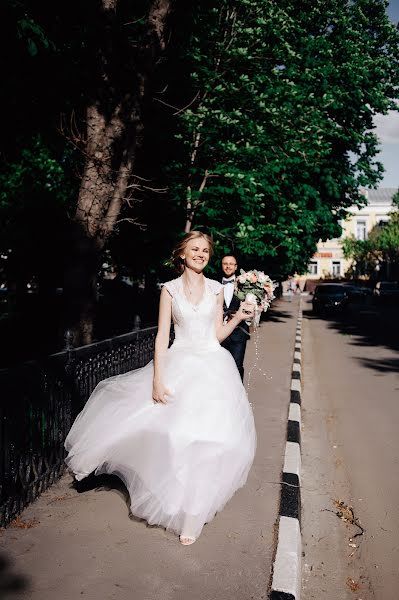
[308,261,318,275]
[332,261,341,276]
[377,217,389,227]
[356,219,367,240]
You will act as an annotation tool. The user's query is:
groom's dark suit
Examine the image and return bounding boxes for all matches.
[221,280,250,381]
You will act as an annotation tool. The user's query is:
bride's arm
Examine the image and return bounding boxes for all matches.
[152,286,172,404]
[215,291,254,343]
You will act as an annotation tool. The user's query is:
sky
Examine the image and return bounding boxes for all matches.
[373,1,399,189]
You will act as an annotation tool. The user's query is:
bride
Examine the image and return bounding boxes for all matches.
[65,231,257,545]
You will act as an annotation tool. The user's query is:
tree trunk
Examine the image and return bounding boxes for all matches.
[185,168,209,232]
[63,0,173,346]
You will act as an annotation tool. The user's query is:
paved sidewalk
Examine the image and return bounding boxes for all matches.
[0,298,299,600]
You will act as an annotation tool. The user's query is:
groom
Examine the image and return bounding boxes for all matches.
[221,255,250,381]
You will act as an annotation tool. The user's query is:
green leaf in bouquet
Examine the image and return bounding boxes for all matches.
[234,291,246,301]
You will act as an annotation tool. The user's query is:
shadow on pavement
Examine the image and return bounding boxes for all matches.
[303,302,399,374]
[357,356,399,374]
[72,472,167,528]
[0,552,30,597]
[261,300,294,324]
[72,472,131,510]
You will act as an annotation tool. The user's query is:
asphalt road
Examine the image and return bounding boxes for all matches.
[301,297,399,600]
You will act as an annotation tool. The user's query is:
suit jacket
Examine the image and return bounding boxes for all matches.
[222,286,250,342]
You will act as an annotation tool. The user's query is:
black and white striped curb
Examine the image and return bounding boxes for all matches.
[270,307,302,600]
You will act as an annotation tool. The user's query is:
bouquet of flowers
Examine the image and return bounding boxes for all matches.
[234,269,277,318]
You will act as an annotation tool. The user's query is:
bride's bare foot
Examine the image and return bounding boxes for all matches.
[179,535,196,546]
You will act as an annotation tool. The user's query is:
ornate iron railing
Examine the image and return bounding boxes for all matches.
[0,326,158,527]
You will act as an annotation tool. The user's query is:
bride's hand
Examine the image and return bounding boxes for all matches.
[237,301,255,321]
[152,380,172,404]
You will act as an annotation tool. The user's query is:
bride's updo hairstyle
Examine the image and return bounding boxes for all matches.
[170,231,214,274]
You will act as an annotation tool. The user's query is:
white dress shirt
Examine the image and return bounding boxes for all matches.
[222,275,235,308]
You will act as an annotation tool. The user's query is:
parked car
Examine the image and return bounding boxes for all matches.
[312,284,350,314]
[342,284,372,304]
[373,281,399,304]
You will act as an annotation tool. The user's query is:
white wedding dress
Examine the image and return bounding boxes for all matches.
[65,276,256,540]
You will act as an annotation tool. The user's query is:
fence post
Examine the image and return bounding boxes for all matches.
[64,330,75,375]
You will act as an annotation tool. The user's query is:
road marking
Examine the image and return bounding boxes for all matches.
[271,517,302,600]
[271,304,302,599]
[289,403,301,424]
[290,379,301,392]
[283,441,301,479]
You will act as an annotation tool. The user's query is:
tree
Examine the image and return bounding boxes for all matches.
[62,0,175,344]
[2,0,399,351]
[1,0,179,347]
[342,235,378,277]
[0,3,81,354]
[343,207,399,278]
[162,0,399,274]
[371,211,399,278]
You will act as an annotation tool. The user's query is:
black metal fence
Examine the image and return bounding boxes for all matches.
[0,326,157,527]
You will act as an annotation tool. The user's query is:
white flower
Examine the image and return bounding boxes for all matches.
[238,274,247,283]
[245,292,258,305]
[258,272,267,283]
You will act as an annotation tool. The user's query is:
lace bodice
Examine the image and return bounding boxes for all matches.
[163,276,223,350]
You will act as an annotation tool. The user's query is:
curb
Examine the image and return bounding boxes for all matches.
[270,306,302,600]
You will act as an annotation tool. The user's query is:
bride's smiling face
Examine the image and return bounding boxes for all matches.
[181,237,210,272]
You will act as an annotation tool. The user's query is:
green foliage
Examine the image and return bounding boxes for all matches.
[392,188,399,209]
[372,211,399,260]
[1,0,399,292]
[0,137,72,209]
[16,16,54,56]
[0,135,78,282]
[342,234,378,275]
[342,208,399,275]
[166,0,399,275]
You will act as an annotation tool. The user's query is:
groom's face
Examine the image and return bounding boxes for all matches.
[221,256,237,278]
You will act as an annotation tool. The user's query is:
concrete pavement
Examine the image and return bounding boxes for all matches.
[0,298,300,600]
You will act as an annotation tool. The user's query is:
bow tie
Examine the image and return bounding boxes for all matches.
[222,278,235,284]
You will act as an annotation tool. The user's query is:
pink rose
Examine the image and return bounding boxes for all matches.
[250,273,257,283]
[264,284,273,297]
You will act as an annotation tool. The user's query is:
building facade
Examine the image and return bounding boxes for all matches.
[305,188,396,280]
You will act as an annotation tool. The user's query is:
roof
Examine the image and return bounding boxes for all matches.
[362,188,397,205]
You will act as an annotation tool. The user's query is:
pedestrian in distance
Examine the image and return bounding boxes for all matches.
[64,231,256,546]
[220,254,251,381]
[287,280,294,302]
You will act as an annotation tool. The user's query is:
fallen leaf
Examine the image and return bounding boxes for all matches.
[10,516,40,529]
[346,577,361,592]
[47,495,73,505]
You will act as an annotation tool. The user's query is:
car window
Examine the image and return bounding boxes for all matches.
[315,285,345,294]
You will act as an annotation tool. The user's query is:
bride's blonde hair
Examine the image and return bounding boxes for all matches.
[169,231,214,274]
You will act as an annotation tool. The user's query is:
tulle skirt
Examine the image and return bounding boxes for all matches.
[65,344,256,539]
